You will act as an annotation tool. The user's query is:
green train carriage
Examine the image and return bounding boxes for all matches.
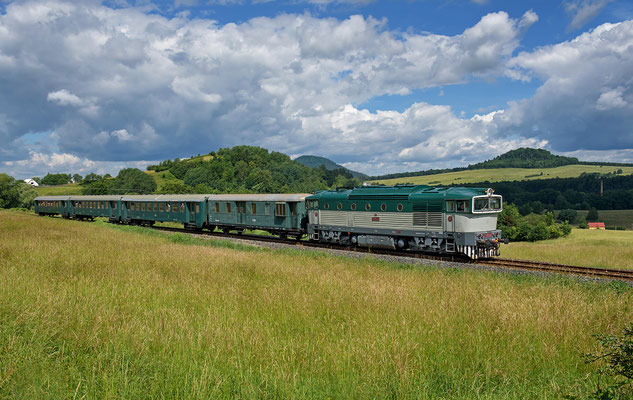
[34,196,70,217]
[121,195,208,229]
[207,194,309,238]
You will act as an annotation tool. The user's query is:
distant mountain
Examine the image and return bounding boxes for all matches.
[469,148,579,169]
[295,155,368,179]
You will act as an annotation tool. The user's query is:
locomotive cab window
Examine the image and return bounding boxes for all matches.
[456,200,470,212]
[446,201,456,212]
[473,195,502,213]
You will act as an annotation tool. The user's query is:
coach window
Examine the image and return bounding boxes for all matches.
[351,203,356,211]
[180,203,185,213]
[141,203,145,211]
[337,202,342,210]
[226,203,231,213]
[275,203,286,216]
[290,203,297,216]
[265,203,270,215]
[446,200,456,212]
[380,203,387,211]
[166,203,170,212]
[251,203,256,214]
[365,203,371,211]
[196,204,200,213]
[215,202,219,213]
[159,203,164,212]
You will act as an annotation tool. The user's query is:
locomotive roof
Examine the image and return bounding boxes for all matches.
[306,185,495,200]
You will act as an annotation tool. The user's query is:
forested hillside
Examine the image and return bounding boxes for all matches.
[143,146,362,194]
[467,172,633,212]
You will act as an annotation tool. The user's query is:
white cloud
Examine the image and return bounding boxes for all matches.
[0,0,540,177]
[47,89,85,107]
[504,20,633,152]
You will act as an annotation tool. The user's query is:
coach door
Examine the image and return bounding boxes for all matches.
[445,200,456,232]
[188,202,196,223]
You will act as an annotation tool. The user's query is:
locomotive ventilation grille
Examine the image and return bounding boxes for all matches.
[413,212,443,229]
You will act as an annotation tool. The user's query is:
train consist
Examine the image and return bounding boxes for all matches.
[34,185,503,259]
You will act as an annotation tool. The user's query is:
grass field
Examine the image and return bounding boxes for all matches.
[574,209,633,230]
[502,228,633,269]
[372,165,633,186]
[1,210,631,398]
[33,183,82,196]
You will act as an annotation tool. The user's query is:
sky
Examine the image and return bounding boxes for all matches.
[1,0,633,179]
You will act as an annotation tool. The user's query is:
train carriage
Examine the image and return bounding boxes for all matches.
[121,195,208,229]
[34,196,71,217]
[306,185,502,259]
[68,195,123,221]
[207,194,309,238]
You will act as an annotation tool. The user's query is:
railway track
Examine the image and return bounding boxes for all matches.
[149,224,633,283]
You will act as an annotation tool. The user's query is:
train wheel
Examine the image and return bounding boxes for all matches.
[207,225,216,232]
[279,233,288,241]
[222,228,231,234]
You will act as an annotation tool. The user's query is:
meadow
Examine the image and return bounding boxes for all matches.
[372,165,633,186]
[33,183,82,196]
[502,228,633,270]
[0,210,631,399]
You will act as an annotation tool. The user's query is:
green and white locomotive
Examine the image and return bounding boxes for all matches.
[305,185,503,259]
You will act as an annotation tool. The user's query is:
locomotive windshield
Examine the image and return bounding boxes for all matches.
[473,195,502,213]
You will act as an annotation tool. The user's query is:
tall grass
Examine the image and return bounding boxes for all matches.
[0,210,631,399]
[503,228,633,269]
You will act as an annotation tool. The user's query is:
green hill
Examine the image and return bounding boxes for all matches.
[470,148,578,169]
[294,155,368,179]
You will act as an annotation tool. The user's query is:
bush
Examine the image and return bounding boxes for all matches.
[558,208,578,224]
[578,216,588,229]
[582,324,633,399]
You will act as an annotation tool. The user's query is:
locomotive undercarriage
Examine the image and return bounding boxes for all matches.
[310,225,500,259]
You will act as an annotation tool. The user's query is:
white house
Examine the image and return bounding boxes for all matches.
[24,179,39,187]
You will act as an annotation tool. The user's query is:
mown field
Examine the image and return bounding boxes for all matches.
[0,210,631,399]
[372,165,633,186]
[33,183,82,196]
[502,228,633,270]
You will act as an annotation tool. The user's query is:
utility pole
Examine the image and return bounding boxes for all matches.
[600,178,603,197]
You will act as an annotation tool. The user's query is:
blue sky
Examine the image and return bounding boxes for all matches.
[1,0,633,178]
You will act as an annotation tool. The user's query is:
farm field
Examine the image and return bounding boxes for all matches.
[1,210,631,399]
[575,209,633,230]
[502,228,633,269]
[33,183,82,196]
[372,165,633,186]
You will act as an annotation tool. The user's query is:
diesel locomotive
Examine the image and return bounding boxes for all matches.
[34,184,503,259]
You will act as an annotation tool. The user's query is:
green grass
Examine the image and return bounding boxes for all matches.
[144,169,181,188]
[372,165,633,186]
[1,210,632,398]
[502,228,633,269]
[33,183,82,196]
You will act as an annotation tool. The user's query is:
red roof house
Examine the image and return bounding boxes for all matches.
[588,222,605,230]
